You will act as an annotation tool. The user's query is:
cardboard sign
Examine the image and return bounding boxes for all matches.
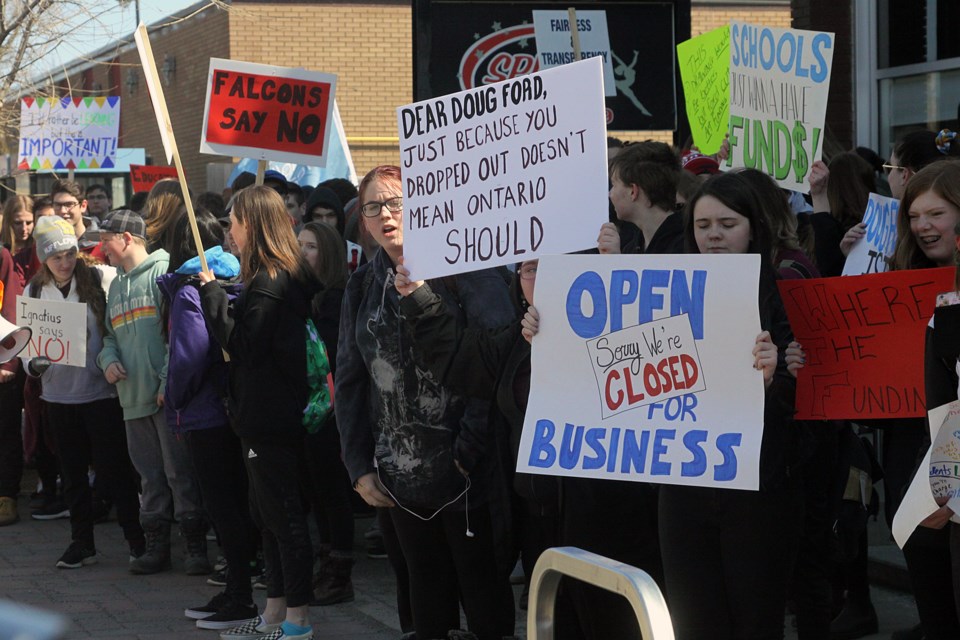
[725,22,834,191]
[130,164,178,193]
[17,296,87,368]
[397,56,608,281]
[893,402,952,548]
[677,25,730,156]
[842,193,899,276]
[929,402,960,523]
[778,268,953,420]
[18,97,120,172]
[201,59,338,166]
[532,10,616,96]
[518,254,766,490]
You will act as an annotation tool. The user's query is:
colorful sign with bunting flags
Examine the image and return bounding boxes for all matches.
[18,96,120,172]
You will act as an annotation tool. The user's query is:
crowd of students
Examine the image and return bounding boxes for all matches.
[1,127,960,640]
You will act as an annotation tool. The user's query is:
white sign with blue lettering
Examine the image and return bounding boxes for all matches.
[842,193,899,276]
[726,22,834,192]
[518,254,765,490]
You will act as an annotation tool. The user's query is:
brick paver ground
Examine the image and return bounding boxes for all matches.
[0,470,405,640]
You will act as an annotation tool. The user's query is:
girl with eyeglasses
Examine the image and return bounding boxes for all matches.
[336,165,516,640]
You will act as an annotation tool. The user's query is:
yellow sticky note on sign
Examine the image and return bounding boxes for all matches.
[677,25,730,156]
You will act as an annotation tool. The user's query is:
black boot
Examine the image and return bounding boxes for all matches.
[129,518,171,575]
[829,599,878,640]
[180,514,212,576]
[312,552,355,605]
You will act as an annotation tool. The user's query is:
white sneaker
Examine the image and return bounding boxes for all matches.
[219,615,281,640]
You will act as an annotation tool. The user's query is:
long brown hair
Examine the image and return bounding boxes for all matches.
[301,222,347,290]
[826,152,875,232]
[892,160,960,271]
[29,251,107,336]
[1,195,34,253]
[145,180,187,249]
[232,186,311,283]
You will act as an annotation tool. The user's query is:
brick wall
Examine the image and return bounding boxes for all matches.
[114,9,230,192]
[43,1,795,191]
[229,0,411,178]
[791,0,853,151]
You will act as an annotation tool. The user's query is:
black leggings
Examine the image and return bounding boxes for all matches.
[186,427,259,604]
[303,422,354,552]
[389,501,514,640]
[659,482,801,640]
[45,398,142,548]
[242,437,313,608]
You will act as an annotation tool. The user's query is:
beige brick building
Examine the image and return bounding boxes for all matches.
[28,0,790,194]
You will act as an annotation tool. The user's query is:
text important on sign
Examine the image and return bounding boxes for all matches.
[518,254,766,491]
[200,59,337,166]
[397,56,608,281]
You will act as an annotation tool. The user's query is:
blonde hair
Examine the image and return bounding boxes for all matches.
[1,195,34,253]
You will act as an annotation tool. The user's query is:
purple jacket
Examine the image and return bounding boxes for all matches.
[157,272,241,434]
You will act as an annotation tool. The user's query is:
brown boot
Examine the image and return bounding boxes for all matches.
[311,552,354,605]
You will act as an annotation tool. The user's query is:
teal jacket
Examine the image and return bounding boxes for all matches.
[98,249,170,420]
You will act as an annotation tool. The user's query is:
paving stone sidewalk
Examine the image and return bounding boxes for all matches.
[0,473,404,640]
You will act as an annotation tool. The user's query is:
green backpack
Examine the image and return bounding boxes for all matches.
[303,318,333,433]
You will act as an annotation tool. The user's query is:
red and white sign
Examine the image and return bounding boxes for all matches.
[130,164,178,193]
[200,59,338,166]
[17,296,87,367]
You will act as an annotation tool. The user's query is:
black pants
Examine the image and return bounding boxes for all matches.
[559,478,662,640]
[659,482,801,640]
[186,426,258,604]
[378,507,414,633]
[303,422,354,552]
[791,425,839,639]
[0,368,25,498]
[45,398,142,548]
[389,501,515,640]
[242,437,313,608]
[904,526,960,639]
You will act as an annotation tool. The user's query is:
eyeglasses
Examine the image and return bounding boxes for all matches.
[882,164,905,175]
[53,200,81,210]
[360,197,403,218]
[518,264,538,280]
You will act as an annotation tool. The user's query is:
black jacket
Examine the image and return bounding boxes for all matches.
[335,249,514,509]
[200,269,317,442]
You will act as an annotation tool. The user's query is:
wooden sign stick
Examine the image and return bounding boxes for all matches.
[134,23,209,275]
[568,7,583,61]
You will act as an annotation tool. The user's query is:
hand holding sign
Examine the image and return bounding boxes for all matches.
[752,331,776,388]
[394,257,424,297]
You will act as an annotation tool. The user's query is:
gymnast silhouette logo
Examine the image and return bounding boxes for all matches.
[611,50,652,117]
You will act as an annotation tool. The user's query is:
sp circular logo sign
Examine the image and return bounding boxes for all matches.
[459,24,540,90]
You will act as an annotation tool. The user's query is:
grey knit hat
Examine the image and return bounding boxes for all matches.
[34,216,78,260]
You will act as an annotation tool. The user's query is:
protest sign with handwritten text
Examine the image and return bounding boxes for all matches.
[726,22,834,191]
[17,296,87,368]
[532,10,616,96]
[677,25,730,155]
[18,97,120,172]
[842,193,899,276]
[398,57,608,281]
[778,268,952,420]
[130,165,179,193]
[200,59,337,166]
[518,254,765,490]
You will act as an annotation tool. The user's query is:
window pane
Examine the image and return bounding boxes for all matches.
[939,1,960,60]
[879,70,960,155]
[878,0,926,68]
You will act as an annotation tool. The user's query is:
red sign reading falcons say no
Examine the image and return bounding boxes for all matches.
[200,58,338,166]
